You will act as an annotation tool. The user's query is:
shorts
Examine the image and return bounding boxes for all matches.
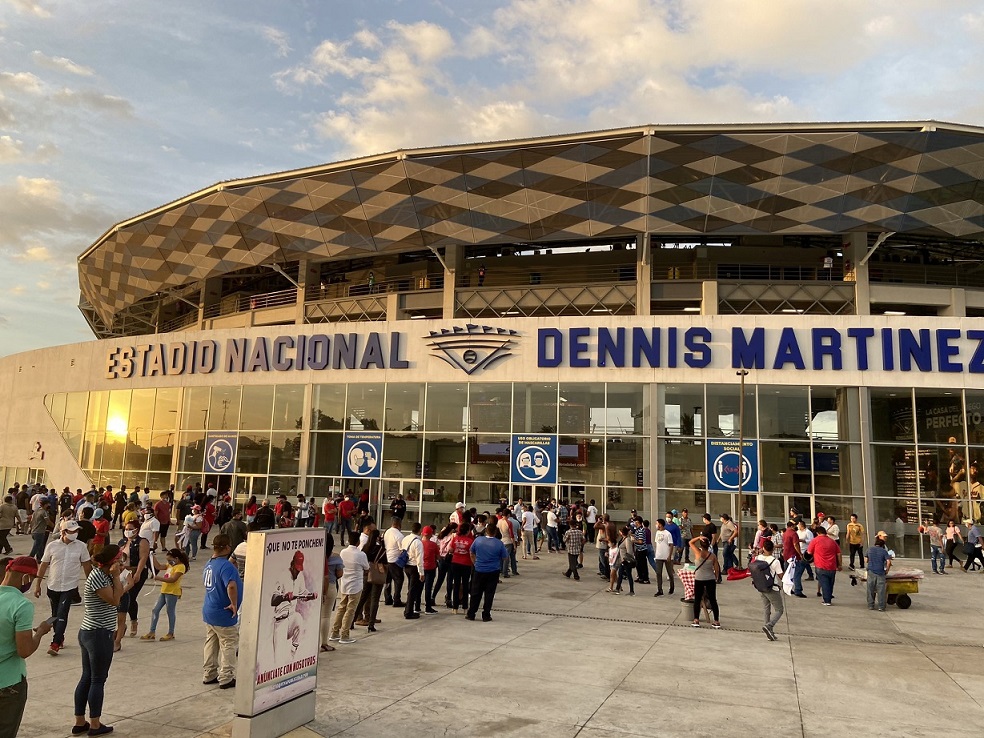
[17,510,27,523]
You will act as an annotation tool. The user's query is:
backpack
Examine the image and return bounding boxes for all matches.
[749,557,779,593]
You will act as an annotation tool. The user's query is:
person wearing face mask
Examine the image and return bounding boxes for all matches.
[120,522,149,640]
[0,556,52,738]
[140,548,189,642]
[33,520,92,657]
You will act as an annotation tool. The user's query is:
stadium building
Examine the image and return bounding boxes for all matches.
[4,121,984,556]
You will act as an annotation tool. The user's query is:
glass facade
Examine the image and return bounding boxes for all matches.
[36,381,984,551]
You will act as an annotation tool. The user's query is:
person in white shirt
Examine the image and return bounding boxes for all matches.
[400,523,425,619]
[755,539,785,640]
[383,518,406,607]
[651,519,675,597]
[328,531,369,644]
[585,500,598,543]
[33,519,92,655]
[546,508,560,552]
[295,495,312,528]
[521,509,539,559]
[139,508,161,552]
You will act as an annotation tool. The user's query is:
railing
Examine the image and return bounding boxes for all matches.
[655,262,847,282]
[457,262,637,289]
[202,287,298,319]
[159,311,199,333]
[306,274,444,302]
[868,261,984,289]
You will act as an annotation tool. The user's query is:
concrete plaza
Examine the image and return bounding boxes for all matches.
[10,531,984,738]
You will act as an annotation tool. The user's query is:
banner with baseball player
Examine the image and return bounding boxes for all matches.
[235,527,325,717]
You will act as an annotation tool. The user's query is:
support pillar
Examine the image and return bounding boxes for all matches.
[442,244,462,320]
[844,232,869,315]
[296,259,320,324]
[636,234,651,316]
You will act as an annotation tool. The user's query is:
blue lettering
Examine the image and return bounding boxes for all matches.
[225,338,246,373]
[684,327,711,368]
[295,335,307,370]
[969,330,984,374]
[166,343,186,375]
[359,333,384,369]
[811,328,842,370]
[307,335,330,370]
[570,328,591,368]
[390,333,409,369]
[598,328,625,367]
[936,329,961,373]
[538,329,563,368]
[732,327,765,370]
[772,328,805,370]
[272,336,294,371]
[247,337,270,372]
[847,328,874,371]
[332,334,358,369]
[668,327,678,368]
[899,328,931,372]
[881,328,894,371]
[193,341,218,374]
[631,328,659,368]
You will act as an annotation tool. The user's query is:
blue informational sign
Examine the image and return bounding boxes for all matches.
[204,434,237,474]
[510,434,557,485]
[706,439,759,493]
[342,432,383,479]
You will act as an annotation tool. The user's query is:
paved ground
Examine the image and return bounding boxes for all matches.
[9,531,984,738]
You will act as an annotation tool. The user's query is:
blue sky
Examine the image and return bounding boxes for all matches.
[2,0,984,355]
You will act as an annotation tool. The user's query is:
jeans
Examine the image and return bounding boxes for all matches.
[964,546,984,571]
[127,568,149,622]
[522,530,535,556]
[449,562,471,610]
[202,623,239,684]
[681,538,692,564]
[404,565,422,616]
[598,547,610,578]
[185,529,201,559]
[791,558,807,594]
[760,590,784,629]
[547,527,560,551]
[74,628,114,719]
[816,567,836,604]
[693,579,719,621]
[653,559,673,593]
[466,570,499,618]
[564,553,580,579]
[635,551,649,582]
[930,544,945,573]
[616,561,635,593]
[386,563,405,604]
[501,544,514,576]
[723,541,738,572]
[0,528,11,554]
[433,554,452,604]
[423,568,437,609]
[866,572,887,610]
[945,540,962,566]
[30,532,47,560]
[47,588,78,646]
[0,676,27,738]
[150,593,178,634]
[849,543,865,568]
[509,544,519,575]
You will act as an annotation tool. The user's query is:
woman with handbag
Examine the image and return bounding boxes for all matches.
[613,527,636,595]
[353,529,385,632]
[690,537,722,629]
[944,519,964,567]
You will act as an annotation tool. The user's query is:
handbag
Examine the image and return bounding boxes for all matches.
[368,548,387,586]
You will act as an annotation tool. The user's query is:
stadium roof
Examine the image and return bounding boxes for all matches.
[79,121,984,325]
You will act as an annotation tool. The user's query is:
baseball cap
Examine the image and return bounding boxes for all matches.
[671,509,678,515]
[60,519,80,532]
[93,508,104,519]
[421,526,434,537]
[291,551,305,571]
[6,556,39,575]
[876,530,888,539]
[455,502,464,509]
[817,512,825,518]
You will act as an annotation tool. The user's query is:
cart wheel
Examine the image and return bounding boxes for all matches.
[896,593,911,609]
[887,594,897,605]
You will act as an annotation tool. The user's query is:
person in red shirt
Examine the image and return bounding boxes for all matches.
[420,526,440,614]
[200,498,216,548]
[337,495,356,534]
[322,497,337,532]
[449,522,475,615]
[781,521,807,598]
[805,526,841,605]
[154,493,173,549]
[91,508,110,554]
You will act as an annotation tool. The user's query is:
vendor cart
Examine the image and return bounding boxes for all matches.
[849,567,922,609]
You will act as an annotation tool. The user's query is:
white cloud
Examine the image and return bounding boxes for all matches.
[31,50,95,77]
[14,244,52,262]
[7,0,50,18]
[0,71,44,95]
[0,135,23,161]
[51,88,134,117]
[261,26,291,58]
[35,280,50,289]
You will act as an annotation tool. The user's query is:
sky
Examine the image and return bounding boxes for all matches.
[2,0,984,356]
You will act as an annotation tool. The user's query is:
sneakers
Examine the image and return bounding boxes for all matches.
[822,602,832,607]
[219,679,236,690]
[465,613,476,621]
[762,625,777,641]
[424,608,439,614]
[328,635,340,642]
[793,593,807,598]
[711,622,722,629]
[482,614,492,622]
[691,620,701,628]
[47,642,61,656]
[338,638,356,644]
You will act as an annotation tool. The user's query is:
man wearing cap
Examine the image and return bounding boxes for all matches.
[450,501,466,526]
[34,519,92,656]
[0,557,53,737]
[270,550,316,664]
[202,534,242,689]
[865,531,892,611]
[805,526,842,606]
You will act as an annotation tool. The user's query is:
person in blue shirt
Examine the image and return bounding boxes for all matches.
[466,525,508,622]
[865,531,892,612]
[664,513,682,557]
[201,534,242,689]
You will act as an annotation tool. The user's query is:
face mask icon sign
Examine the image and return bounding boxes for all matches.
[207,439,234,473]
[516,446,550,482]
[347,442,378,476]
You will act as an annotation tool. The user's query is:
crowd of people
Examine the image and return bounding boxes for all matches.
[2,480,982,738]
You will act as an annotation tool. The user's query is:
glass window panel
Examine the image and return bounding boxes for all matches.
[659,384,704,437]
[101,436,125,470]
[144,473,171,495]
[870,444,923,512]
[182,386,211,430]
[82,433,103,470]
[659,439,705,490]
[705,383,755,439]
[148,431,175,473]
[873,497,920,557]
[97,472,122,490]
[420,481,462,504]
[468,383,512,433]
[62,431,83,464]
[382,433,423,479]
[125,430,150,471]
[605,436,647,484]
[49,393,67,430]
[809,387,858,442]
[606,383,647,435]
[152,388,179,430]
[346,384,384,431]
[423,433,466,480]
[761,494,786,521]
[177,432,205,472]
[237,432,271,474]
[869,388,913,442]
[267,477,297,497]
[464,481,500,510]
[309,433,343,477]
[760,441,810,496]
[966,392,984,445]
[273,385,305,431]
[914,390,964,445]
[269,431,301,475]
[86,391,109,432]
[106,390,131,439]
[661,489,701,518]
[810,443,859,498]
[240,386,275,430]
[466,434,510,482]
[312,385,346,430]
[128,389,156,436]
[970,452,984,511]
[757,385,808,440]
[558,435,607,486]
[558,383,604,435]
[426,383,467,433]
[513,382,557,433]
[65,393,89,435]
[811,498,862,530]
[208,387,241,431]
[384,383,425,432]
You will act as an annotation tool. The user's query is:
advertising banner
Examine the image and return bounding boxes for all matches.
[706,439,759,493]
[204,433,237,474]
[341,432,383,479]
[235,528,325,717]
[510,434,557,485]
